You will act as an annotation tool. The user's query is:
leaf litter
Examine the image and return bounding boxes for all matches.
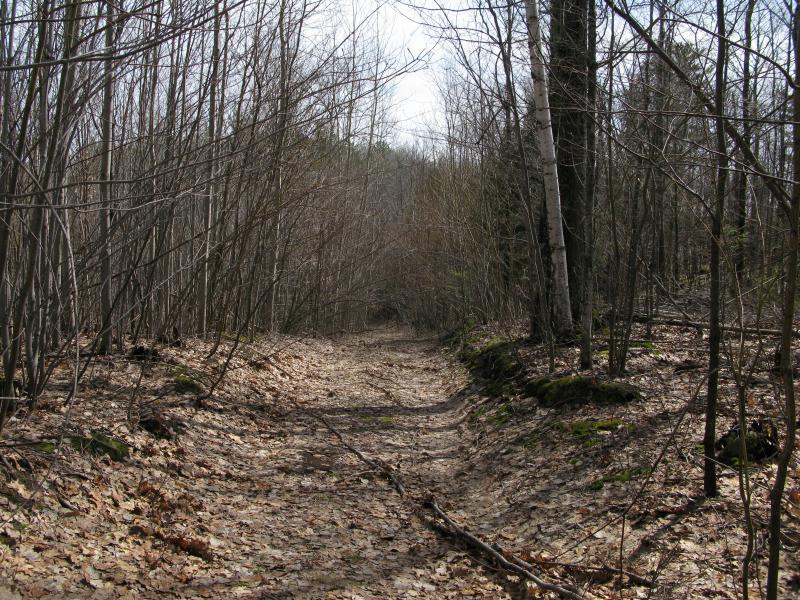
[0,325,798,598]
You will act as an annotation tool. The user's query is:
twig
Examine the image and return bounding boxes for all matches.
[425,498,584,599]
[0,439,57,448]
[305,408,406,496]
[520,556,653,588]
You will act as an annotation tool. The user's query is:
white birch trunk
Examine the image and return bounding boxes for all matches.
[525,0,573,338]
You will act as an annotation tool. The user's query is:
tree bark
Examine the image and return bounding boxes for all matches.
[550,0,588,323]
[99,0,116,354]
[524,0,573,340]
[766,5,800,595]
[703,0,728,498]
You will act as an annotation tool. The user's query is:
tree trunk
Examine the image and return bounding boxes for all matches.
[703,0,728,499]
[524,0,573,340]
[99,0,116,354]
[579,0,596,370]
[550,0,588,323]
[766,5,800,596]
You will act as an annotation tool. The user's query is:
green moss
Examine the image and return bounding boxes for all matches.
[29,442,55,454]
[359,415,397,425]
[69,433,129,461]
[525,376,641,407]
[590,467,648,491]
[462,339,525,398]
[566,419,635,447]
[174,372,203,395]
[630,340,655,350]
[488,402,514,427]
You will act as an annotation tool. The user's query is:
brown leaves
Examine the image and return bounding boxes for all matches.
[129,524,213,561]
[5,327,798,598]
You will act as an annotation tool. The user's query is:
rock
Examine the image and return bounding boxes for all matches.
[524,375,641,407]
[128,346,160,361]
[139,408,184,440]
[716,420,778,465]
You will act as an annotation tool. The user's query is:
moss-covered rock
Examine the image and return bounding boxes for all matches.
[525,375,641,407]
[69,433,129,461]
[715,420,778,465]
[461,339,525,398]
[169,365,204,395]
[174,373,203,395]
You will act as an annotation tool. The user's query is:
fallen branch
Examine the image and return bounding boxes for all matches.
[632,314,795,338]
[291,398,586,599]
[425,498,584,599]
[305,408,406,496]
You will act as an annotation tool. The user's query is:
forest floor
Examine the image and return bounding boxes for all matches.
[1,325,799,598]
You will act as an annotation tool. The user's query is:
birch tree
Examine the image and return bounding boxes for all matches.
[524,0,573,339]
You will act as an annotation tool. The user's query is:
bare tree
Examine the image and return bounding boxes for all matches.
[525,0,573,339]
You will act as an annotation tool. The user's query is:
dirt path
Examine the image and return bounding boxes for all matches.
[246,327,516,599]
[1,327,521,599]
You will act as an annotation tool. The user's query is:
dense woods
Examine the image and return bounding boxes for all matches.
[0,0,420,414]
[1,0,799,597]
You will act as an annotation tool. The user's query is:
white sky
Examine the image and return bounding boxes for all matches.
[340,0,447,148]
[382,3,443,147]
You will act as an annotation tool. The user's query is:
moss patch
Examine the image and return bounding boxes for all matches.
[69,433,129,461]
[29,441,56,454]
[358,415,397,426]
[524,376,641,407]
[589,467,648,491]
[172,368,203,395]
[459,338,525,398]
[560,418,634,447]
[488,402,515,427]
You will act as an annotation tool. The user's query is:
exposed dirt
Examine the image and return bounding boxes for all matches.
[1,326,799,598]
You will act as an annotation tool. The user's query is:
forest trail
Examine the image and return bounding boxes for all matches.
[6,325,797,598]
[1,328,521,599]
[248,327,515,598]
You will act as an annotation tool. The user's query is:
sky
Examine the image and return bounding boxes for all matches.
[381,3,444,147]
[338,0,448,148]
